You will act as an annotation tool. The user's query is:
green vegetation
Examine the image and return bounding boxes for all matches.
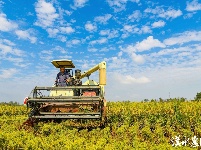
[0,99,201,149]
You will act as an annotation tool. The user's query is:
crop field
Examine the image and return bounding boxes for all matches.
[0,99,201,149]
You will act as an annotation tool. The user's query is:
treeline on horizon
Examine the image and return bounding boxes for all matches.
[1,92,201,106]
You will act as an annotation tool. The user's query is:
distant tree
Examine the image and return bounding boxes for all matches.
[143,99,149,102]
[0,101,20,105]
[195,92,201,101]
[159,98,164,102]
[179,97,186,102]
[150,99,156,102]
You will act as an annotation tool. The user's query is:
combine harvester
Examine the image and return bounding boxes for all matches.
[23,60,107,128]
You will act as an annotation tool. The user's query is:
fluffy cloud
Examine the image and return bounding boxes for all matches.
[100,30,110,36]
[66,39,81,47]
[89,38,108,45]
[114,73,151,84]
[121,36,165,64]
[164,31,201,46]
[15,30,37,43]
[144,7,182,20]
[123,25,134,32]
[131,53,145,64]
[159,9,182,19]
[71,39,80,45]
[0,13,18,32]
[60,26,75,34]
[186,0,201,12]
[141,25,152,34]
[0,39,24,56]
[4,57,28,67]
[39,50,53,62]
[47,28,59,37]
[99,29,119,39]
[94,14,112,24]
[151,20,165,28]
[88,48,98,52]
[128,10,142,22]
[73,0,88,8]
[85,21,97,32]
[35,0,59,28]
[122,25,152,36]
[133,36,165,52]
[106,0,140,12]
[47,26,75,37]
[0,68,18,79]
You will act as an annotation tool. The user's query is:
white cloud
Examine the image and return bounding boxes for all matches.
[118,51,123,57]
[184,12,196,19]
[94,14,112,24]
[15,30,37,43]
[122,24,152,36]
[123,25,134,32]
[135,36,165,51]
[47,28,59,37]
[66,39,81,47]
[85,21,97,32]
[99,47,111,52]
[71,39,80,45]
[35,0,59,28]
[151,20,165,28]
[106,0,139,12]
[131,53,145,64]
[70,19,76,23]
[39,50,53,62]
[107,56,129,69]
[47,26,75,37]
[186,0,201,12]
[120,36,165,64]
[100,30,110,36]
[144,7,182,20]
[106,0,127,12]
[65,10,72,16]
[0,39,24,56]
[0,13,18,32]
[4,57,28,67]
[128,10,142,22]
[159,9,182,19]
[114,73,151,84]
[60,26,75,34]
[88,48,98,52]
[126,36,165,52]
[108,30,119,39]
[164,31,201,46]
[0,39,15,46]
[99,29,119,39]
[141,25,152,34]
[0,68,18,79]
[89,38,108,45]
[54,46,67,54]
[73,0,88,8]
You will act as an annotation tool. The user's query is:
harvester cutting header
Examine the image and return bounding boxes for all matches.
[23,60,107,127]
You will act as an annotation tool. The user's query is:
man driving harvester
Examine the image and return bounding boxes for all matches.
[55,66,70,86]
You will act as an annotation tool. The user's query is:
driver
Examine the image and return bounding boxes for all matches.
[55,66,70,86]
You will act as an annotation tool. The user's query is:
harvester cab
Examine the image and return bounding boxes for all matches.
[23,60,107,127]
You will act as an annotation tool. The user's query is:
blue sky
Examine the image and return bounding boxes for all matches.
[1,0,201,103]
